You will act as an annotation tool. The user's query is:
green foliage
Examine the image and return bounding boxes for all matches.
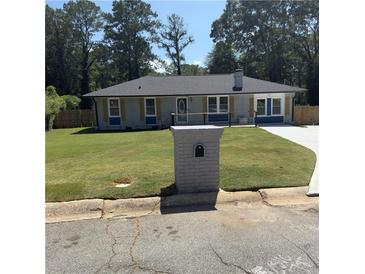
[210,0,319,105]
[45,86,66,131]
[46,5,79,95]
[104,0,160,81]
[90,43,116,89]
[46,1,103,108]
[159,13,194,75]
[61,95,81,110]
[46,0,319,107]
[207,41,237,74]
[180,64,208,76]
[63,0,103,99]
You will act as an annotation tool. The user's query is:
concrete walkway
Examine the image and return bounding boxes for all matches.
[260,125,319,196]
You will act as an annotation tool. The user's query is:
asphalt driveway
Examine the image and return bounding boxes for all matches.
[260,125,319,196]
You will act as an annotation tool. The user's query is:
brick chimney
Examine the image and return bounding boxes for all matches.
[233,69,243,91]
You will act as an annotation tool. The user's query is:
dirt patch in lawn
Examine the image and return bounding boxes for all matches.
[112,177,132,187]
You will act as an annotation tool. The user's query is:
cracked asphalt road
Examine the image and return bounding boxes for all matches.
[46,202,318,274]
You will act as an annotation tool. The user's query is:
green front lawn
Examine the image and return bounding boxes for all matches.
[46,127,316,202]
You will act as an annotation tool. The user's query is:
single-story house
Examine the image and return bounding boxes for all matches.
[83,70,305,130]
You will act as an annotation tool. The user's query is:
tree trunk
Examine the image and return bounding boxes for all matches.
[80,50,90,95]
[46,114,55,131]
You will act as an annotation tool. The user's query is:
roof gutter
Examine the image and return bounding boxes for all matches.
[83,90,306,98]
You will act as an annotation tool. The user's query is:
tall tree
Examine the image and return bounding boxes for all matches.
[45,5,79,95]
[104,0,160,81]
[289,1,319,105]
[207,41,237,74]
[210,0,319,105]
[64,0,103,99]
[159,14,194,75]
[90,43,117,90]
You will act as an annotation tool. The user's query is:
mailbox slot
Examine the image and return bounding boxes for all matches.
[195,144,204,157]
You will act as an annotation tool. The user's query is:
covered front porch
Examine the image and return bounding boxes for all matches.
[93,92,294,130]
[171,93,294,127]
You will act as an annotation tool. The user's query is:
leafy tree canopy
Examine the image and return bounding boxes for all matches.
[104,0,160,81]
[207,41,237,74]
[45,86,66,130]
[61,95,81,110]
[210,0,319,105]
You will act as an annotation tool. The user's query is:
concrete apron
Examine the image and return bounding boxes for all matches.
[46,187,318,224]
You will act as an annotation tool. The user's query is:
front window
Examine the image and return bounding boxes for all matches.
[272,98,281,115]
[256,99,266,115]
[208,96,229,113]
[219,97,228,113]
[145,98,156,116]
[108,98,120,117]
[208,97,217,112]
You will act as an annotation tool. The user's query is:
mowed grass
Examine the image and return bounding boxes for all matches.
[46,127,316,202]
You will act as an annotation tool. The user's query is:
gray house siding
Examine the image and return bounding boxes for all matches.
[124,97,144,129]
[231,94,250,123]
[160,96,176,126]
[94,93,293,130]
[186,96,204,125]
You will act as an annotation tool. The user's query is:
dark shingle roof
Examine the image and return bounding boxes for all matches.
[83,74,306,97]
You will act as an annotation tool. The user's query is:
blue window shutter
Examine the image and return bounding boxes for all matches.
[109,117,121,125]
[145,116,157,125]
[255,116,284,123]
[267,98,271,116]
[208,113,228,122]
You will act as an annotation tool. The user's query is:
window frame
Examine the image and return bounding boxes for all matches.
[108,97,121,118]
[144,97,156,117]
[207,95,230,114]
[255,98,267,117]
[271,97,282,116]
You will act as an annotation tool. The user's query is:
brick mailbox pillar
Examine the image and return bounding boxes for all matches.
[171,125,224,193]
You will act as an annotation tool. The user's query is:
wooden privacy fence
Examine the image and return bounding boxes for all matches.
[54,109,95,128]
[294,105,319,125]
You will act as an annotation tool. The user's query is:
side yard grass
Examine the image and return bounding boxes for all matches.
[46,127,316,202]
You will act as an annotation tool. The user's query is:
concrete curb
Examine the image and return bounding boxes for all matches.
[103,197,160,219]
[307,160,319,196]
[102,191,262,219]
[46,187,318,223]
[259,186,319,206]
[46,199,103,224]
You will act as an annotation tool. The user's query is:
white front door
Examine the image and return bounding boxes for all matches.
[176,97,188,123]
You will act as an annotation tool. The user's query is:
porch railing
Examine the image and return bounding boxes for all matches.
[170,111,257,127]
